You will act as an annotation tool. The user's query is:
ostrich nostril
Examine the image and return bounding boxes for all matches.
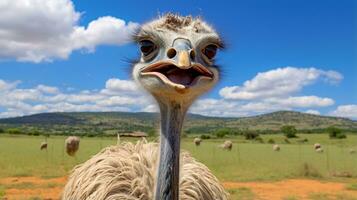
[167,48,177,59]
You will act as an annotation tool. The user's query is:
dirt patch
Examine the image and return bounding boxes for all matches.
[0,176,67,200]
[223,179,357,200]
[1,177,357,200]
[0,176,66,185]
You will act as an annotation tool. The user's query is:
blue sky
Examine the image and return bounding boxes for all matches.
[0,0,356,119]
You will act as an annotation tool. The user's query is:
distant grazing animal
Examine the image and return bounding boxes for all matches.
[314,143,321,150]
[316,147,324,153]
[273,144,280,151]
[65,136,80,156]
[62,14,228,200]
[40,142,47,150]
[221,140,233,151]
[194,137,202,146]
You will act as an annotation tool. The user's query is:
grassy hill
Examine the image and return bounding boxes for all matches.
[0,111,356,136]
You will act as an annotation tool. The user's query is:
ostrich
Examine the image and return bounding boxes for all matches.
[62,14,228,199]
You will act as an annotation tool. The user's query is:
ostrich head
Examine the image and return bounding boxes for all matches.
[132,14,224,200]
[132,14,223,108]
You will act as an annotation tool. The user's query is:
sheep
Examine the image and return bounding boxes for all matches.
[40,142,47,150]
[314,143,321,150]
[316,147,324,153]
[194,137,202,146]
[65,136,80,156]
[221,140,233,151]
[273,144,280,151]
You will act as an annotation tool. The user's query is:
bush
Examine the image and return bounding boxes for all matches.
[267,138,275,144]
[200,134,211,139]
[244,132,259,140]
[86,133,96,137]
[215,129,229,138]
[7,128,22,135]
[255,136,264,143]
[0,128,4,133]
[284,138,291,144]
[281,125,297,138]
[328,126,346,139]
[336,133,347,139]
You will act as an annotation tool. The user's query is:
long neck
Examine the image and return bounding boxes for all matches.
[155,101,187,200]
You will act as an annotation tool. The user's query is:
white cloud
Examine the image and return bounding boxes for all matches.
[0,78,155,118]
[220,67,342,100]
[0,80,20,91]
[71,17,138,52]
[190,99,250,117]
[330,105,357,119]
[204,67,341,117]
[36,85,59,94]
[0,0,139,62]
[266,96,334,108]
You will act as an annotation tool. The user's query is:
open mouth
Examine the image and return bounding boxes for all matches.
[140,62,213,88]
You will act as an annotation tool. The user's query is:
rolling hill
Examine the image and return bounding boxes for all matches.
[0,111,356,135]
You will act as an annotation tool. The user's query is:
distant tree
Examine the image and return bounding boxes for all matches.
[244,131,259,140]
[0,128,4,133]
[328,126,346,139]
[281,125,297,138]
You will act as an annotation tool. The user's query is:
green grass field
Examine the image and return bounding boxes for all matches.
[0,133,357,199]
[0,133,356,181]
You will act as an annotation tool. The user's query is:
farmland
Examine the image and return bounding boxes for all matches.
[0,133,357,199]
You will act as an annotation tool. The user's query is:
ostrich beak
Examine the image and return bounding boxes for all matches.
[177,51,191,69]
[141,38,213,90]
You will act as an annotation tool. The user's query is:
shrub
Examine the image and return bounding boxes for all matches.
[7,128,22,135]
[86,133,96,137]
[244,132,259,140]
[215,129,229,138]
[281,125,297,138]
[255,136,264,143]
[336,133,347,139]
[284,138,291,144]
[267,138,275,144]
[0,128,4,133]
[200,134,211,139]
[328,126,346,139]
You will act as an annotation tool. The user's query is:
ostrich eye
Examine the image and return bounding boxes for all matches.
[140,40,156,56]
[202,44,217,60]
